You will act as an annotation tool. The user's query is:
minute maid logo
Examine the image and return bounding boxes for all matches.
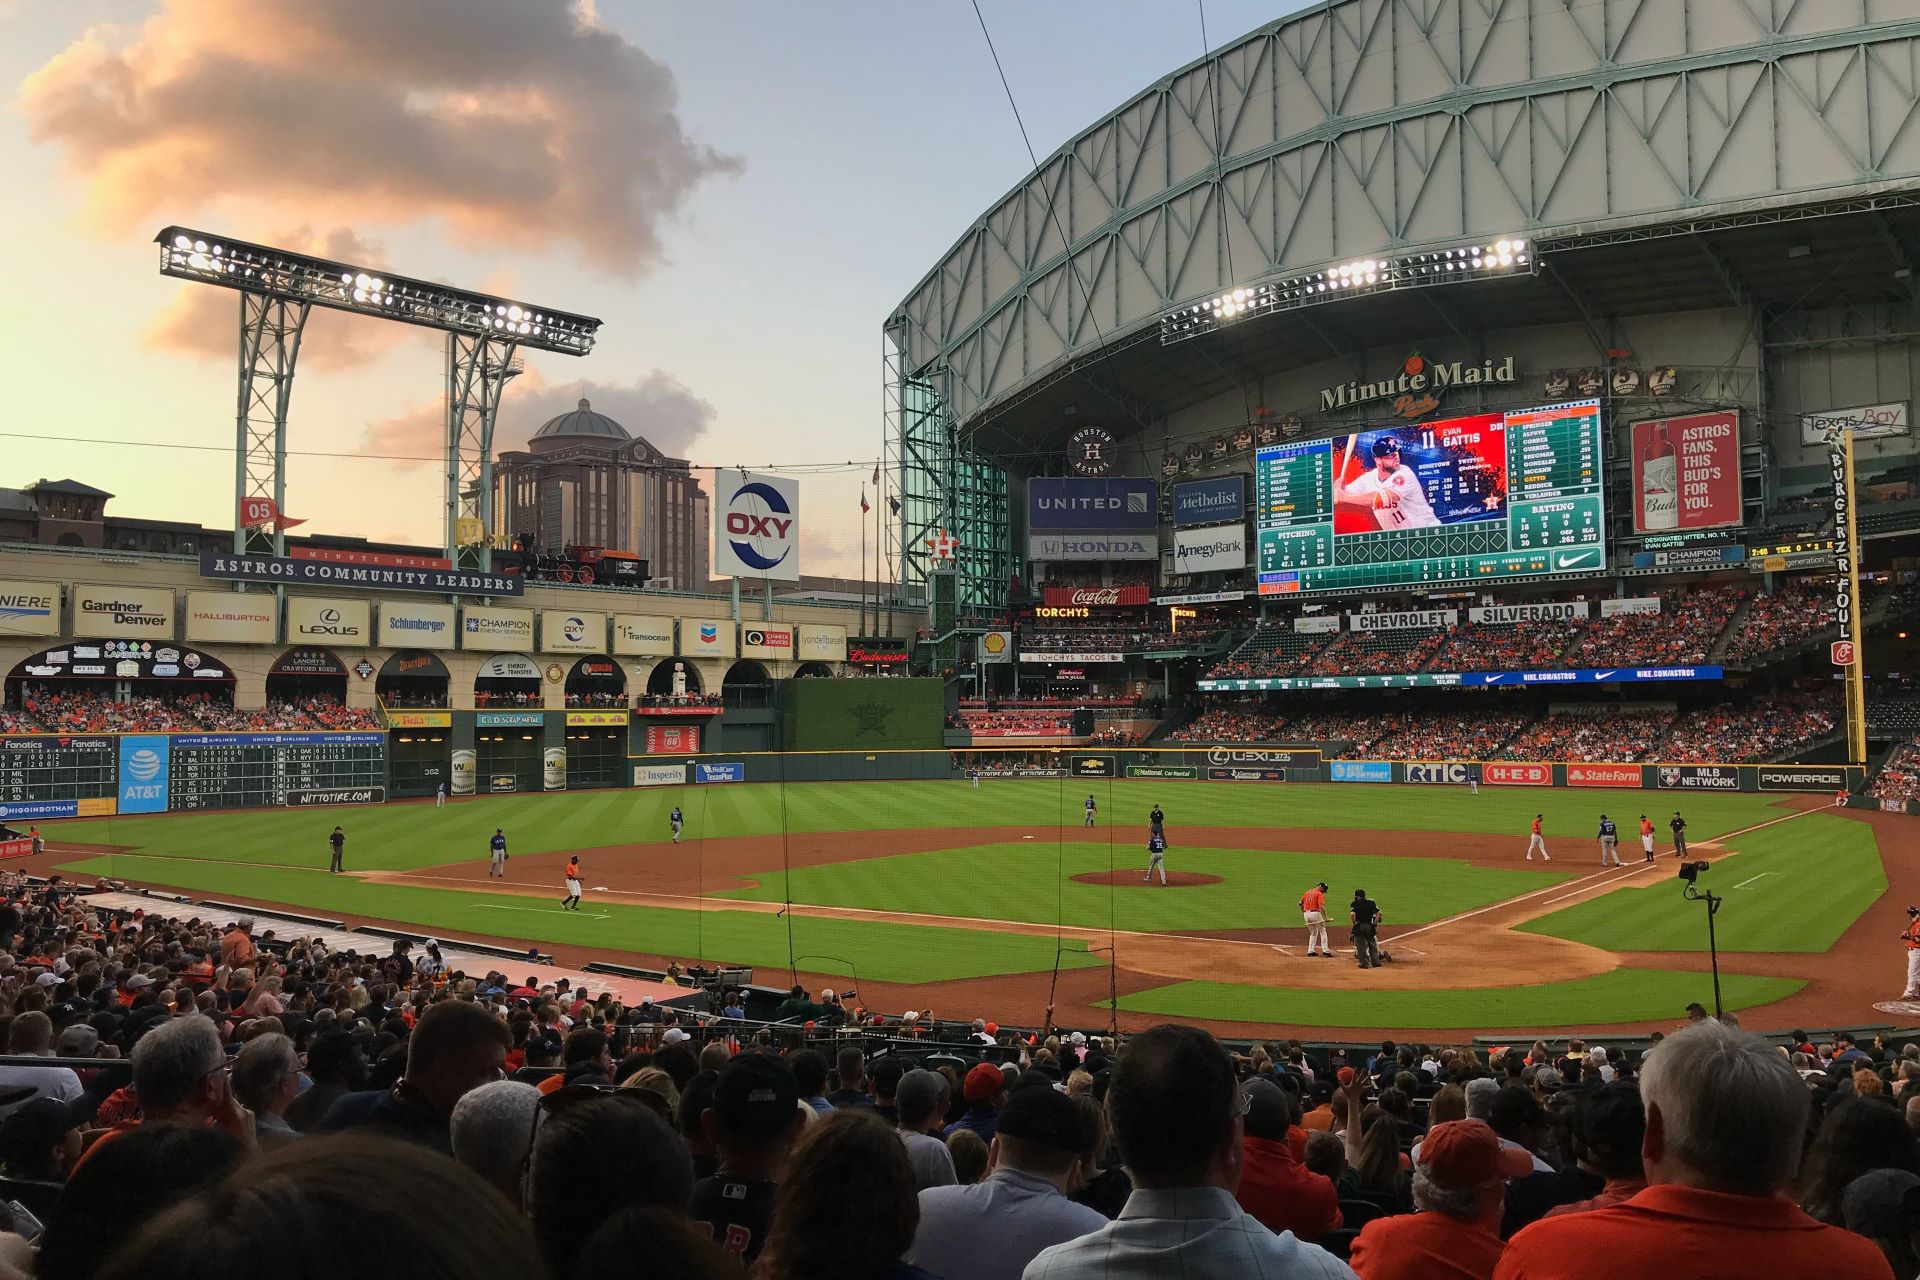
[1320,352,1517,417]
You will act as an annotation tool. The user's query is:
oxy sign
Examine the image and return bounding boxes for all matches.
[714,470,800,581]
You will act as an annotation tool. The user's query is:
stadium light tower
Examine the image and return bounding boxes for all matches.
[156,227,601,569]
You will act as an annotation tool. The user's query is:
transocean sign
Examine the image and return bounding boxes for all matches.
[1320,353,1517,415]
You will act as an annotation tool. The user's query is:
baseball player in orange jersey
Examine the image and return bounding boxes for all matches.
[1526,815,1549,861]
[561,855,583,911]
[1639,814,1657,863]
[1903,907,1920,1001]
[1300,881,1331,956]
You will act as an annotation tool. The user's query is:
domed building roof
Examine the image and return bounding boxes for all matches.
[531,399,631,443]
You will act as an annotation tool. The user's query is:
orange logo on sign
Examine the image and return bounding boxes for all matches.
[1832,641,1856,666]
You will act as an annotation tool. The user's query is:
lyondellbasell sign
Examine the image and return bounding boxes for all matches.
[1319,352,1516,416]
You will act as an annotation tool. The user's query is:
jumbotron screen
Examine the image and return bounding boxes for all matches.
[1256,399,1604,593]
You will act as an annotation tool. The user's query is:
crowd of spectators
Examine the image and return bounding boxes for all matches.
[957,711,1074,737]
[1870,741,1920,806]
[637,691,724,707]
[1428,622,1584,673]
[562,691,627,708]
[1305,630,1450,678]
[0,869,1908,1280]
[473,689,543,708]
[1205,627,1334,680]
[1568,589,1740,668]
[1722,579,1838,666]
[379,690,448,708]
[959,696,1150,710]
[1657,690,1838,763]
[0,690,377,735]
[1493,707,1678,763]
[1368,711,1535,762]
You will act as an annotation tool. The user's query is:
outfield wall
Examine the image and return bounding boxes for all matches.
[778,678,945,751]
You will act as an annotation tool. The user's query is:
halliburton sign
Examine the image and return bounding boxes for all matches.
[1484,762,1550,786]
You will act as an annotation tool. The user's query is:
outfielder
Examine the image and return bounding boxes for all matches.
[1639,814,1656,864]
[435,781,447,808]
[670,806,684,844]
[488,828,507,878]
[1526,815,1549,862]
[1085,795,1097,828]
[1300,881,1331,956]
[1901,907,1920,1002]
[970,767,980,789]
[1143,833,1168,885]
[561,854,584,912]
[1597,814,1621,867]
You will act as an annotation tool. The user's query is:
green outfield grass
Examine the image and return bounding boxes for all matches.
[1518,812,1881,952]
[1112,968,1806,1029]
[715,841,1570,930]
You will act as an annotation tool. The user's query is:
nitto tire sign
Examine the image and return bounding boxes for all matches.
[1759,767,1849,792]
[1484,762,1550,786]
[288,788,385,807]
[1657,765,1741,790]
[1405,763,1479,784]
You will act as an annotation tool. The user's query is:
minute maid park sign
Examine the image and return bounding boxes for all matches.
[1319,352,1516,417]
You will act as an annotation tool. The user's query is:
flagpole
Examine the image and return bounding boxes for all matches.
[860,488,869,637]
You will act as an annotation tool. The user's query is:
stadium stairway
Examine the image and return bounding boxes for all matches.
[1707,595,1752,663]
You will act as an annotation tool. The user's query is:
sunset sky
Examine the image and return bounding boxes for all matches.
[1,0,1290,575]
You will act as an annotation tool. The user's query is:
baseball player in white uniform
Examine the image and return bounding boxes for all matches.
[1902,907,1920,1002]
[1143,833,1168,885]
[1526,815,1549,861]
[1337,438,1441,530]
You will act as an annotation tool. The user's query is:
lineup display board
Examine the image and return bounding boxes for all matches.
[166,733,386,811]
[1256,400,1605,594]
[0,738,118,807]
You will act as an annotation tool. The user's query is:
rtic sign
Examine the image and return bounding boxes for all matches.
[1484,762,1550,786]
[1405,762,1479,784]
[1042,586,1151,608]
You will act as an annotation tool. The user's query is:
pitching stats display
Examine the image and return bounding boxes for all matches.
[1256,399,1604,593]
[167,733,387,811]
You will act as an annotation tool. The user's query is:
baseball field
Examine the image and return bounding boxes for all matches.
[32,774,1914,1037]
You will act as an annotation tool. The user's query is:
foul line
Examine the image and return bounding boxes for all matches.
[1385,863,1644,945]
[476,904,610,921]
[1733,872,1771,890]
[1539,864,1650,906]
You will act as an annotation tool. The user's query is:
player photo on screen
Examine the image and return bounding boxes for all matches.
[1330,414,1508,535]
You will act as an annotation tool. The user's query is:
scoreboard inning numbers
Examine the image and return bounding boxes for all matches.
[168,734,387,811]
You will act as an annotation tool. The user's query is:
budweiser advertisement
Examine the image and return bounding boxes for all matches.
[1484,762,1550,786]
[1042,585,1151,608]
[1566,763,1644,788]
[1631,411,1742,533]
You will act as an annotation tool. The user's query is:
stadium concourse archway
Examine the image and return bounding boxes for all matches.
[794,661,835,679]
[265,647,348,706]
[4,642,235,724]
[376,651,448,709]
[473,653,542,709]
[642,658,703,699]
[563,656,625,707]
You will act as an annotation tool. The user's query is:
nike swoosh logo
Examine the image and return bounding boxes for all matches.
[1593,670,1617,680]
[1555,550,1600,569]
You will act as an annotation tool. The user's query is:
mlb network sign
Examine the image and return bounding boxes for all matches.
[714,469,800,582]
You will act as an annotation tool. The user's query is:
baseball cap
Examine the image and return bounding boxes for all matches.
[712,1053,800,1147]
[1371,438,1400,456]
[1069,1031,1086,1046]
[895,1069,947,1118]
[125,974,154,990]
[55,1025,99,1055]
[1842,1168,1920,1237]
[1417,1120,1533,1185]
[662,1028,690,1044]
[996,1085,1086,1152]
[963,1062,1005,1103]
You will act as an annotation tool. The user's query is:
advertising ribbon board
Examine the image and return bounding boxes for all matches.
[201,552,521,596]
[634,764,686,787]
[1404,762,1480,784]
[1208,767,1287,781]
[476,711,544,728]
[1566,763,1644,788]
[565,711,629,727]
[696,763,746,783]
[388,711,453,728]
[1330,761,1393,783]
[1069,755,1115,778]
[1484,762,1551,786]
[1125,764,1200,779]
[1656,765,1741,790]
[1758,766,1849,792]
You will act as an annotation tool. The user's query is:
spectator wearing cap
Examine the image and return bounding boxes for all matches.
[870,1055,907,1126]
[1843,1168,1920,1278]
[947,1063,1009,1143]
[537,1026,613,1094]
[691,1052,806,1263]
[53,1024,99,1060]
[775,985,826,1023]
[827,1046,875,1110]
[449,1079,542,1204]
[219,918,255,970]
[1026,1023,1356,1280]
[1495,1020,1896,1280]
[283,1029,368,1134]
[230,1032,302,1147]
[0,1093,83,1188]
[1236,1077,1341,1243]
[909,1084,1107,1280]
[1543,1082,1647,1218]
[896,1069,957,1189]
[0,1011,82,1118]
[1351,1119,1529,1280]
[317,1001,509,1154]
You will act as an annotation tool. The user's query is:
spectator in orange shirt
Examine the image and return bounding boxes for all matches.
[1236,1077,1341,1243]
[1495,1019,1895,1280]
[219,918,256,971]
[1351,1119,1530,1280]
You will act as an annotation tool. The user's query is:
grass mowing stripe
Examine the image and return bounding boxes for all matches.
[1113,969,1804,1029]
[56,854,1099,986]
[1519,813,1883,953]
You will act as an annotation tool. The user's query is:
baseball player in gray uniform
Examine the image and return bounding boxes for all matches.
[1597,814,1621,867]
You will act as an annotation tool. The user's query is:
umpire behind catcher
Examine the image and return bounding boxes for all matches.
[1351,888,1383,969]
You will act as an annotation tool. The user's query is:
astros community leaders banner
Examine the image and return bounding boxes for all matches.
[200,551,521,596]
[713,470,800,581]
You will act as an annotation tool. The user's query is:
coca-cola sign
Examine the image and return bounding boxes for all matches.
[1042,585,1150,608]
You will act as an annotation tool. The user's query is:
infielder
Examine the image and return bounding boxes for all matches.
[1300,881,1331,956]
[1084,795,1097,828]
[1670,811,1688,858]
[1639,814,1656,864]
[488,828,507,878]
[1143,833,1168,885]
[1597,814,1621,867]
[561,854,584,912]
[670,806,684,844]
[1526,815,1549,862]
[1901,906,1920,1002]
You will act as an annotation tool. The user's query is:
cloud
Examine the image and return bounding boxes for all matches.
[143,225,420,370]
[21,0,740,274]
[360,366,716,463]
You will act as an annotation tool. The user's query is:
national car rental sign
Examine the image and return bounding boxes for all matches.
[713,469,801,582]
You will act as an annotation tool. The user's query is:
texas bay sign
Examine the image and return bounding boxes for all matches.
[1320,352,1518,418]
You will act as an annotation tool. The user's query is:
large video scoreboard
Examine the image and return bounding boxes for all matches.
[168,733,387,811]
[1256,399,1605,593]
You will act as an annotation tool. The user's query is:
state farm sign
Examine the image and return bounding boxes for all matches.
[1567,763,1643,788]
[1484,762,1550,786]
[1042,585,1150,608]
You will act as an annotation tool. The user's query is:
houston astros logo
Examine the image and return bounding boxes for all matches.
[724,478,794,571]
[848,696,893,737]
[926,529,958,562]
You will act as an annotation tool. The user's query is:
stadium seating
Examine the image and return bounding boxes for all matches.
[1303,629,1447,677]
[1567,588,1740,668]
[1494,706,1678,762]
[1656,689,1837,763]
[1427,621,1583,672]
[1869,740,1920,805]
[1204,625,1332,679]
[958,710,1074,736]
[1721,579,1837,665]
[0,690,377,734]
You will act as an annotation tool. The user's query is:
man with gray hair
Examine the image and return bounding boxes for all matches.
[1351,1119,1529,1279]
[451,1079,543,1203]
[75,1015,252,1170]
[231,1032,302,1146]
[1496,1019,1895,1278]
[896,1068,958,1188]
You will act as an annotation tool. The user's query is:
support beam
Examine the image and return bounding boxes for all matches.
[1537,257,1616,362]
[234,294,310,556]
[444,333,522,571]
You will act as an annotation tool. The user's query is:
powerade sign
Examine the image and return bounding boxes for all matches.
[696,763,745,783]
[1172,476,1246,526]
[1759,767,1849,791]
[1027,478,1157,531]
[1330,761,1393,783]
[118,735,171,814]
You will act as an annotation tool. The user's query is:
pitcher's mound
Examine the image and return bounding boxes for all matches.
[1070,870,1222,888]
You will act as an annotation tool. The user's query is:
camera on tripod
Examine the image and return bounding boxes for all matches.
[1676,860,1711,883]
